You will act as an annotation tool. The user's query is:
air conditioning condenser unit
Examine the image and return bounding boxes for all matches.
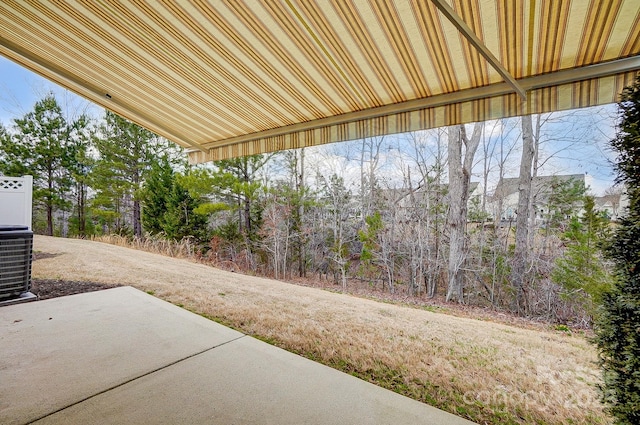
[0,225,33,300]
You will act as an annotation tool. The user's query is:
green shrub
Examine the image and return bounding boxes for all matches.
[594,74,640,424]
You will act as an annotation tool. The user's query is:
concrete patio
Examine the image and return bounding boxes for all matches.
[1,286,475,425]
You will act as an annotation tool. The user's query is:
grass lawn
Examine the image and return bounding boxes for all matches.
[32,235,610,425]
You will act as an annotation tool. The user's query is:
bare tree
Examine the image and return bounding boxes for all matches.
[359,136,385,221]
[321,173,353,289]
[260,191,291,279]
[284,148,309,277]
[512,115,536,313]
[446,123,482,303]
[404,129,448,297]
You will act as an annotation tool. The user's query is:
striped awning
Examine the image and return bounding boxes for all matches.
[1,1,639,163]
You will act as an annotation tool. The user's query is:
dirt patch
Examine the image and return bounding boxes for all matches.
[31,279,120,300]
[33,251,61,261]
[31,251,120,299]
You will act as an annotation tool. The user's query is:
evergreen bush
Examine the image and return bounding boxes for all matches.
[594,74,640,424]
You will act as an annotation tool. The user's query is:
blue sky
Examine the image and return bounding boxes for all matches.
[0,56,48,123]
[0,56,101,125]
[0,55,619,195]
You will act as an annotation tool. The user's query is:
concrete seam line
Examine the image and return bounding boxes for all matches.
[25,335,247,424]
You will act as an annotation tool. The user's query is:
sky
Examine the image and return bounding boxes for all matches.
[0,56,44,123]
[0,56,102,125]
[302,109,620,196]
[0,55,620,195]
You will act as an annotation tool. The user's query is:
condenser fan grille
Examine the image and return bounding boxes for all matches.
[0,226,33,299]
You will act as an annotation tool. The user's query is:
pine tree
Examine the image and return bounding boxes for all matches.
[544,176,586,232]
[179,155,269,245]
[552,196,612,317]
[92,111,178,237]
[66,115,93,237]
[358,211,384,282]
[163,174,208,242]
[212,155,268,241]
[0,123,28,176]
[594,74,640,424]
[140,159,174,235]
[0,94,77,235]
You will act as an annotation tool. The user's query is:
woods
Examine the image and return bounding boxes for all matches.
[0,93,619,325]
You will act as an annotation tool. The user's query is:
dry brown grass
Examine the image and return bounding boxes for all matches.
[32,236,610,425]
[89,234,199,259]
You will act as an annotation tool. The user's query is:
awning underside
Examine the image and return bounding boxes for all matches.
[0,1,639,163]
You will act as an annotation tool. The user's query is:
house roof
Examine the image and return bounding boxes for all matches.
[493,174,585,201]
[381,181,480,205]
[1,1,639,163]
[594,194,621,208]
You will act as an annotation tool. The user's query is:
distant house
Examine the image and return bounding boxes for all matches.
[378,182,483,220]
[594,189,629,221]
[489,174,586,224]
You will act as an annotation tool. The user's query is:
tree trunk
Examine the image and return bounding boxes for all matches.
[244,195,251,235]
[46,164,54,236]
[298,149,306,277]
[115,198,121,233]
[426,129,446,298]
[360,138,367,223]
[77,182,86,237]
[447,126,464,302]
[133,199,142,238]
[446,124,482,303]
[46,203,53,236]
[237,197,243,235]
[132,168,142,238]
[528,114,541,250]
[512,114,535,313]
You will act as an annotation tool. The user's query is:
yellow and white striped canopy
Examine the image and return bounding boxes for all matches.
[1,1,639,163]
